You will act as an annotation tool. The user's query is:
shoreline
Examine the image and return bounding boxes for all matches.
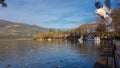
[0,38,33,40]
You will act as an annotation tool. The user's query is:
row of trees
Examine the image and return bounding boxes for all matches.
[33,30,67,40]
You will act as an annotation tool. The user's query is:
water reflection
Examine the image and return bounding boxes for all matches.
[0,39,101,68]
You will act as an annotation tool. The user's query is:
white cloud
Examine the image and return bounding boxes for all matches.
[0,0,97,29]
[64,17,84,22]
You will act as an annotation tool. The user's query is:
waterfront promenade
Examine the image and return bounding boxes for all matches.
[94,40,120,68]
[113,40,120,68]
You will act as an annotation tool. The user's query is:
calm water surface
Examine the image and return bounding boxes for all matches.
[0,39,101,68]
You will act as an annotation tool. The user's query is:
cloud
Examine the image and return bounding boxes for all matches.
[64,17,83,22]
[0,0,98,30]
[44,22,81,29]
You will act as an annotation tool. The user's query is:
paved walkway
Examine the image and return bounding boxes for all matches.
[113,40,120,68]
[94,40,115,68]
[94,40,120,68]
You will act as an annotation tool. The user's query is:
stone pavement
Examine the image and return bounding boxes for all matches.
[94,40,116,68]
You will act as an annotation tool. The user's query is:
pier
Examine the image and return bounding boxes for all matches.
[94,40,120,68]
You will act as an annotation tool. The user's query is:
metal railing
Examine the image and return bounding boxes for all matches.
[113,44,119,68]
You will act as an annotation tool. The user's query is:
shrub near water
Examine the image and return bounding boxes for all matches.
[33,30,66,40]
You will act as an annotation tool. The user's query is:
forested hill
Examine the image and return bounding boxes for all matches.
[0,20,50,39]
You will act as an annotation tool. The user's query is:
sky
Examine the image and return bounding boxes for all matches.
[0,0,117,30]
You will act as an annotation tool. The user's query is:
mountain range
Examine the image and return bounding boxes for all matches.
[0,20,50,39]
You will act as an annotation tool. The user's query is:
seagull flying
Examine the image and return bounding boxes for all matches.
[0,0,7,8]
[94,0,112,25]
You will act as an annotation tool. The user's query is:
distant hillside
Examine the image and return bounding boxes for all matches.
[0,20,50,39]
[68,21,97,35]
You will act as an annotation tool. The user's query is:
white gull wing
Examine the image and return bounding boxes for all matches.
[103,0,111,13]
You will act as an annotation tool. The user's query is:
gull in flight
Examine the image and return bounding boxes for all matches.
[0,0,7,8]
[94,0,112,25]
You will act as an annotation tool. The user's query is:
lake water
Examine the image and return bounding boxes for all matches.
[0,39,102,68]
